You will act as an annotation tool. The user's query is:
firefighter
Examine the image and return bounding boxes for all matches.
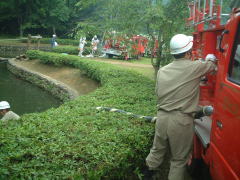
[78,37,87,57]
[0,101,20,123]
[51,34,57,48]
[144,34,217,180]
[91,35,100,56]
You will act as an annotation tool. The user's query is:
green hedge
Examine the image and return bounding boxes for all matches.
[50,45,92,55]
[0,50,156,179]
[21,38,80,46]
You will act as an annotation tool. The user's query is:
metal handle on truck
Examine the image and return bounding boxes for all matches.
[219,30,229,53]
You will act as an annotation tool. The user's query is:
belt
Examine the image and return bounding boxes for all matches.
[157,107,180,112]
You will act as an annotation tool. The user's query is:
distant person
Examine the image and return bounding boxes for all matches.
[91,35,100,56]
[51,34,57,48]
[0,101,20,123]
[78,37,87,57]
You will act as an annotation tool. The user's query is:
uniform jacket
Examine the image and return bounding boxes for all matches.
[156,58,216,113]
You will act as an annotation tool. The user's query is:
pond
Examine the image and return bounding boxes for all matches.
[0,61,61,116]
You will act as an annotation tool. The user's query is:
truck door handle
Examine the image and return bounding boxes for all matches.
[219,30,229,53]
[216,120,223,129]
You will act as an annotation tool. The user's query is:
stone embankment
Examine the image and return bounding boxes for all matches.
[0,45,49,58]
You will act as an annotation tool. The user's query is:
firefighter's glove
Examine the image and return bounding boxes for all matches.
[205,54,217,63]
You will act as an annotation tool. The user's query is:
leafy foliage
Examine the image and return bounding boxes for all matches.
[0,50,156,179]
[70,0,190,68]
[20,37,80,46]
[0,0,192,69]
[0,0,78,36]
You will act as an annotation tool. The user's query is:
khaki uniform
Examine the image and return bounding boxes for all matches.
[146,58,215,180]
[1,111,20,123]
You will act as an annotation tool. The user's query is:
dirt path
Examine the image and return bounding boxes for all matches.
[13,60,99,96]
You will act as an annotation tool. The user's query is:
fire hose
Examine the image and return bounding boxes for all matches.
[96,105,213,123]
[96,107,157,123]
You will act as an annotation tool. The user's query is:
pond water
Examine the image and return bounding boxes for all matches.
[0,61,61,115]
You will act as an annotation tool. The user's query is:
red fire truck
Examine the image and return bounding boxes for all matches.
[187,0,240,180]
[102,33,148,60]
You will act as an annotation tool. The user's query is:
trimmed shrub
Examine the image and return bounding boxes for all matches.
[21,38,80,46]
[0,50,156,179]
[50,46,92,55]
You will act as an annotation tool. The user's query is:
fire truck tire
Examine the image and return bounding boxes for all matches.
[107,54,113,58]
[187,158,211,180]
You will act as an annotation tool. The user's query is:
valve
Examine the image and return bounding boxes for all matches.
[194,105,214,119]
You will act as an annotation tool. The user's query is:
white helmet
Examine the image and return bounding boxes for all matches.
[170,34,193,55]
[0,101,10,110]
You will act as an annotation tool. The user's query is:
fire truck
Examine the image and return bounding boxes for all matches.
[102,33,148,60]
[187,0,240,180]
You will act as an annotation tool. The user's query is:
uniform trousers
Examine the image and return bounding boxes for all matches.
[146,110,194,180]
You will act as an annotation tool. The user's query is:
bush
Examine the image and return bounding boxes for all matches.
[21,38,80,46]
[50,46,92,55]
[51,46,79,55]
[0,50,156,179]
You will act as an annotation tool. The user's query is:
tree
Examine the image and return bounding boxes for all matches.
[142,0,190,76]
[37,0,71,35]
[0,0,73,37]
[70,0,190,79]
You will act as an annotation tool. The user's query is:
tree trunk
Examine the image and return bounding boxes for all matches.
[151,30,163,80]
[153,65,159,81]
[156,30,162,68]
[18,16,23,38]
[20,23,23,38]
[53,26,56,35]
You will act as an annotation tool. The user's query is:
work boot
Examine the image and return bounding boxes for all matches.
[142,169,156,180]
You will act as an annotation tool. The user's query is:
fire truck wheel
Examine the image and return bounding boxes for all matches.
[187,158,211,180]
[107,54,113,58]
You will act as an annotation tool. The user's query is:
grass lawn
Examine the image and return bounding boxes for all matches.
[98,56,153,65]
[127,57,153,65]
[92,57,156,80]
[117,65,155,80]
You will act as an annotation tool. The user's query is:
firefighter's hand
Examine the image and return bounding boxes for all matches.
[205,54,217,63]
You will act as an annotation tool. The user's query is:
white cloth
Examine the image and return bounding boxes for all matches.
[1,111,20,123]
[78,38,87,57]
[205,54,216,62]
[91,38,99,50]
[79,38,87,49]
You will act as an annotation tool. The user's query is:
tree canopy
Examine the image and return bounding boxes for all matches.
[0,0,189,38]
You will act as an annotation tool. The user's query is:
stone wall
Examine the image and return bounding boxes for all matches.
[0,57,8,62]
[0,45,50,58]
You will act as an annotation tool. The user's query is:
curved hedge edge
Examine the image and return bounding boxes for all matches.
[7,59,78,101]
[25,50,154,87]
